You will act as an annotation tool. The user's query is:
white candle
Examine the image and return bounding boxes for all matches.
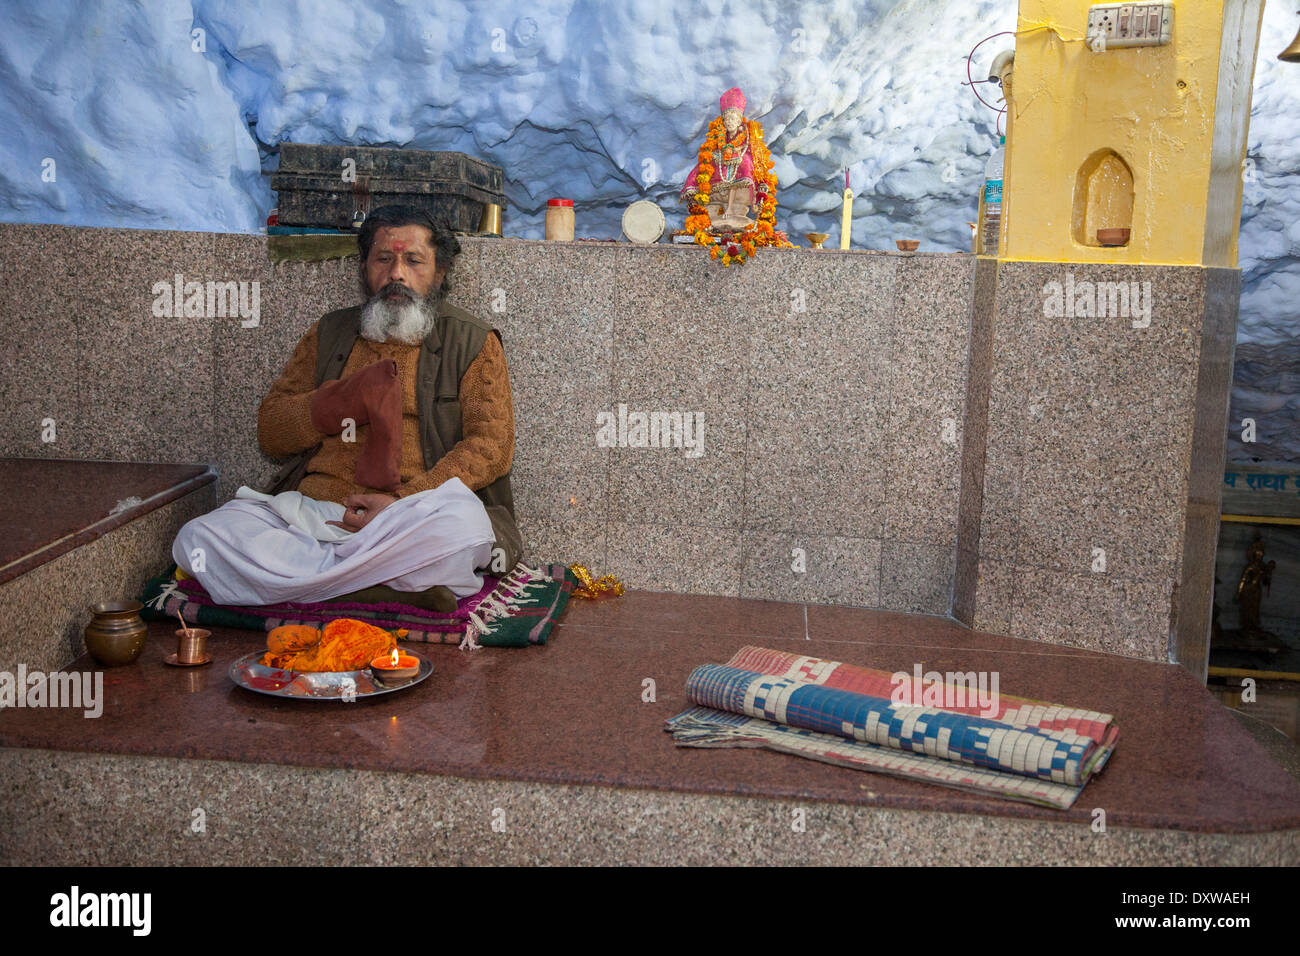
[840,169,854,250]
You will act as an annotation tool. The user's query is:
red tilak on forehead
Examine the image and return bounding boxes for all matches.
[390,240,408,252]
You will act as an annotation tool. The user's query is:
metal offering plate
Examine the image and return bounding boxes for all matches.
[229,651,433,701]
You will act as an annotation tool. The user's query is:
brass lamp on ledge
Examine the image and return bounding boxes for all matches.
[1281,10,1300,62]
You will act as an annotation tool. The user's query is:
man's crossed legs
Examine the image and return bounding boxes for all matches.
[172,477,495,607]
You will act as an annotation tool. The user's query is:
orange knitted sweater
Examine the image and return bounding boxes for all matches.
[256,319,514,504]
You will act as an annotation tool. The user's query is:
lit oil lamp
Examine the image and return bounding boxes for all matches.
[369,647,420,683]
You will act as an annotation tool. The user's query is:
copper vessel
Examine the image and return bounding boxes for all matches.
[84,600,147,666]
[172,627,211,666]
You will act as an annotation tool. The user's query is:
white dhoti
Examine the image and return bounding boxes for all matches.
[171,477,495,607]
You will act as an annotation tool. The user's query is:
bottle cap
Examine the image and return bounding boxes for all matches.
[547,199,574,207]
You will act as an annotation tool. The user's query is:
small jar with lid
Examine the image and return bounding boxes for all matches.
[545,199,575,241]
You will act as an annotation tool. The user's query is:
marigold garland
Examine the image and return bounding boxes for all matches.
[686,116,792,266]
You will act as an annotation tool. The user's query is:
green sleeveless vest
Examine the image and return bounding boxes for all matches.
[262,301,521,566]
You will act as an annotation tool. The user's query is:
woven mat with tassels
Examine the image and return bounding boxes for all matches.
[141,563,581,648]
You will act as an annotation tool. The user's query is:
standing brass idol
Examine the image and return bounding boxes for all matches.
[1234,533,1277,636]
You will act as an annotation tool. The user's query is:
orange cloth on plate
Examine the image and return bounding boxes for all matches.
[260,619,400,672]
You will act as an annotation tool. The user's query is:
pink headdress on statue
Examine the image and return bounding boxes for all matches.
[719,87,746,114]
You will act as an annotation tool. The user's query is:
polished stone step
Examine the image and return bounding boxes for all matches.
[2,592,1297,864]
[0,457,215,674]
[0,458,213,585]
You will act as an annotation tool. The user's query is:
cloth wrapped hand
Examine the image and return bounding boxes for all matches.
[308,359,403,492]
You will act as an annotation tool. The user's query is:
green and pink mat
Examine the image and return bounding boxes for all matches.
[666,646,1119,810]
[140,562,578,648]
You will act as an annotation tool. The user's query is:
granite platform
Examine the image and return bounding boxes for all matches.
[2,592,1297,865]
[0,224,1238,675]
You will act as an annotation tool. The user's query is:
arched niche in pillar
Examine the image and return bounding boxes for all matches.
[1071,149,1134,247]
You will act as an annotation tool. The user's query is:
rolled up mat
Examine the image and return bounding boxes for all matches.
[666,650,1119,809]
[686,664,1100,785]
[726,645,1119,750]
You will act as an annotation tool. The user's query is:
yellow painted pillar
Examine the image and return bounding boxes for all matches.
[1001,0,1265,265]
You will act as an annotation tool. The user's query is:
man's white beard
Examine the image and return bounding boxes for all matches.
[359,289,440,345]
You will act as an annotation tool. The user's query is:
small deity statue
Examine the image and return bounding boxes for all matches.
[1234,534,1277,634]
[680,87,790,265]
[681,88,769,232]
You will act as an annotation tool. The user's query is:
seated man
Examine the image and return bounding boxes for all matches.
[171,205,521,609]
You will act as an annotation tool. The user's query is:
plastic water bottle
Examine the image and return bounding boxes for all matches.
[979,135,1005,255]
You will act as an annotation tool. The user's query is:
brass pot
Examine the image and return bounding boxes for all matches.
[84,600,147,666]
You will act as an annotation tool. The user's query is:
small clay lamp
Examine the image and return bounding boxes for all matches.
[1097,228,1130,247]
[895,239,920,252]
[370,647,420,682]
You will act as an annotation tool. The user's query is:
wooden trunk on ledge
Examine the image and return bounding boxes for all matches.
[272,143,506,233]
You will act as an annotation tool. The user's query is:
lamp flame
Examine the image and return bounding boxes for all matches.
[390,648,400,668]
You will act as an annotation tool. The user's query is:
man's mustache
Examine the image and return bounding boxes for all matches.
[375,282,416,301]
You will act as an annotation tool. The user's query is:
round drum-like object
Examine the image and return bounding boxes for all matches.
[622,200,666,244]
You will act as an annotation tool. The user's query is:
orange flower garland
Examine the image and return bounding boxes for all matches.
[686,116,792,266]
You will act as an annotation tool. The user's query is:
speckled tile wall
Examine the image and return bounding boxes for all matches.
[2,749,1295,865]
[953,256,998,625]
[0,226,87,456]
[1174,268,1242,681]
[966,261,1235,664]
[0,225,1238,668]
[471,240,614,558]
